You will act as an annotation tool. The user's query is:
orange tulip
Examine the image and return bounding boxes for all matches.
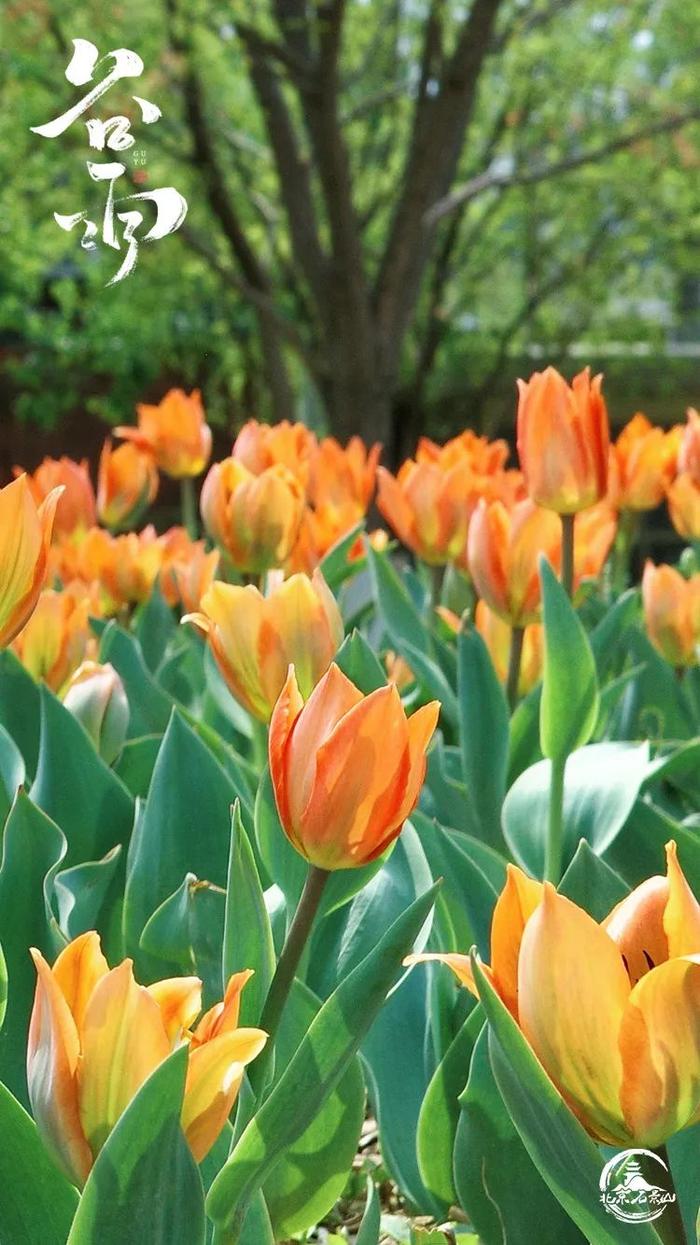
[376,457,477,566]
[678,407,700,483]
[642,561,700,668]
[609,413,680,511]
[416,430,510,476]
[667,471,700,542]
[0,475,63,647]
[98,527,163,610]
[17,457,96,539]
[407,842,700,1148]
[466,498,561,627]
[12,583,96,693]
[269,663,439,870]
[309,436,381,512]
[384,651,415,691]
[573,503,617,588]
[27,932,266,1185]
[62,661,129,763]
[116,389,212,479]
[97,440,159,530]
[200,458,305,574]
[516,366,609,513]
[475,601,543,697]
[158,529,220,614]
[185,570,343,721]
[233,418,318,489]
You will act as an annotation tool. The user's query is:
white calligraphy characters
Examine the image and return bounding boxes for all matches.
[31,39,187,285]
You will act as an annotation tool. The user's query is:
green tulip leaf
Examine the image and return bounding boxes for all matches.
[223,801,276,1027]
[457,627,509,852]
[0,1081,78,1244]
[539,558,599,763]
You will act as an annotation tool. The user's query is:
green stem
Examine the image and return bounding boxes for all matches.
[251,865,330,1097]
[647,1146,687,1245]
[544,755,567,884]
[506,626,525,712]
[250,718,268,773]
[430,563,445,612]
[180,476,199,539]
[561,513,575,599]
[612,508,639,594]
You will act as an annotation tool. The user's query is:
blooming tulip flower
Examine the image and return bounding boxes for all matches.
[0,475,63,647]
[184,570,343,721]
[116,389,212,479]
[667,471,700,542]
[642,561,700,668]
[233,418,318,489]
[678,407,700,483]
[573,502,617,588]
[200,458,305,575]
[97,440,159,530]
[62,661,129,762]
[407,842,700,1148]
[516,366,609,514]
[17,457,96,539]
[609,413,681,512]
[475,601,543,696]
[376,457,477,566]
[27,932,267,1185]
[467,498,561,627]
[269,663,439,869]
[159,532,220,614]
[12,583,96,693]
[309,436,381,513]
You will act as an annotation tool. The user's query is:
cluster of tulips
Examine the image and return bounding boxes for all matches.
[0,365,700,1243]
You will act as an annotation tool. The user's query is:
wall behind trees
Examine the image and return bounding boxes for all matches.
[2,0,700,463]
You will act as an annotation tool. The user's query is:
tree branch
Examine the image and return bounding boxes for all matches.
[428,106,700,222]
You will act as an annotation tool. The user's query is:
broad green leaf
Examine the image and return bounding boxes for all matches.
[356,1177,381,1245]
[508,682,543,785]
[262,980,365,1237]
[0,791,66,1102]
[539,558,598,763]
[0,1081,78,1243]
[0,721,25,825]
[223,802,275,1027]
[502,742,650,876]
[0,649,41,777]
[473,956,660,1244]
[455,1024,583,1244]
[0,944,6,1032]
[589,588,640,682]
[605,799,700,891]
[31,684,134,865]
[123,709,238,974]
[424,739,479,836]
[417,1006,483,1210]
[67,1047,205,1245]
[114,733,162,798]
[413,812,506,960]
[399,639,458,728]
[667,1121,700,1243]
[206,882,439,1232]
[135,582,176,673]
[320,520,366,591]
[457,628,509,852]
[559,840,628,920]
[367,544,432,654]
[140,874,226,1007]
[100,620,173,737]
[335,629,387,693]
[53,845,123,944]
[608,628,693,741]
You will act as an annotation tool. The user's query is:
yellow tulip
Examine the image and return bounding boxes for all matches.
[27,933,266,1185]
[200,458,305,574]
[12,583,96,693]
[0,475,63,647]
[184,569,343,721]
[406,842,700,1148]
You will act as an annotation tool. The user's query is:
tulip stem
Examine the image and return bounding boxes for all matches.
[430,563,445,612]
[561,513,575,599]
[544,755,566,883]
[506,626,524,712]
[181,476,198,540]
[252,864,330,1097]
[647,1146,687,1245]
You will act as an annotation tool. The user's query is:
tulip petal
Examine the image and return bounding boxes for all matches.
[392,700,441,828]
[619,955,700,1145]
[602,876,669,986]
[52,931,109,1035]
[182,1028,267,1163]
[518,884,630,1144]
[192,970,254,1045]
[285,663,363,826]
[664,840,700,958]
[490,864,544,1019]
[148,976,203,1044]
[78,960,170,1155]
[27,949,93,1187]
[403,952,476,994]
[269,665,305,840]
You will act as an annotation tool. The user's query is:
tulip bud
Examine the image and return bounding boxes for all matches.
[97,440,159,530]
[12,584,96,694]
[667,471,700,542]
[467,498,561,626]
[642,560,700,668]
[16,457,96,538]
[115,389,212,479]
[233,418,317,488]
[609,413,680,512]
[184,570,343,721]
[200,458,305,574]
[376,458,476,566]
[678,407,700,483]
[0,476,63,647]
[62,662,129,762]
[269,663,439,870]
[516,366,609,513]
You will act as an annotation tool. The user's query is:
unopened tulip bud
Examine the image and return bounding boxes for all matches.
[16,457,96,538]
[97,440,159,530]
[517,366,609,513]
[200,458,305,574]
[62,661,129,762]
[0,476,63,647]
[642,560,700,668]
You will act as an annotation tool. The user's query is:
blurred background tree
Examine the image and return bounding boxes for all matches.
[2,0,700,461]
